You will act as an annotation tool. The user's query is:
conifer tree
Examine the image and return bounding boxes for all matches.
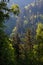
[0,0,20,65]
[23,29,33,65]
[36,23,43,65]
[12,33,21,65]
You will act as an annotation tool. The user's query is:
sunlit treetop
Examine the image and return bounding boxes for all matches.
[11,4,20,15]
[36,23,43,42]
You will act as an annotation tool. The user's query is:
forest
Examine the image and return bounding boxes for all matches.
[0,0,43,65]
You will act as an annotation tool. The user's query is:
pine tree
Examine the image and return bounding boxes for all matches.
[0,0,20,65]
[12,33,21,65]
[23,29,33,65]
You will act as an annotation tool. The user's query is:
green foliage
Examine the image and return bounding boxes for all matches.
[0,0,20,65]
[0,39,15,65]
[11,4,20,15]
[33,23,43,65]
[36,23,43,43]
[0,0,43,65]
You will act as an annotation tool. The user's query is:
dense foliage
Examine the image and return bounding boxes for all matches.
[0,0,43,65]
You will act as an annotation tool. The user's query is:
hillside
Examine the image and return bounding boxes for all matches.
[5,0,34,35]
[4,0,43,37]
[10,0,43,37]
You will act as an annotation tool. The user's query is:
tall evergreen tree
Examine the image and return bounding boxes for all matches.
[23,29,33,65]
[36,23,43,65]
[33,23,43,65]
[0,0,20,65]
[12,33,21,65]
